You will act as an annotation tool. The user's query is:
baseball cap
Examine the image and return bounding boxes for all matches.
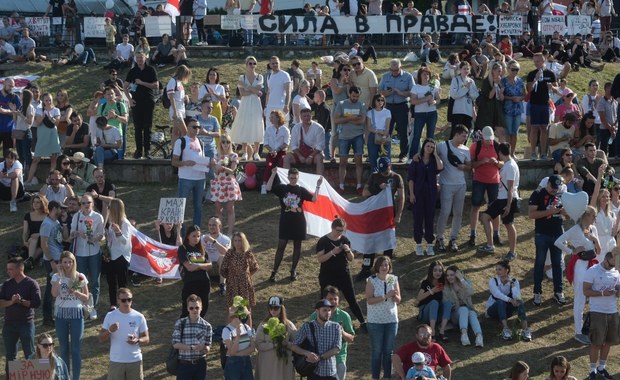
[314,299,334,309]
[411,352,426,365]
[71,152,90,163]
[377,157,390,173]
[482,126,495,141]
[268,296,282,308]
[548,175,563,189]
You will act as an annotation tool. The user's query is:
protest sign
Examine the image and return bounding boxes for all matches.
[499,15,523,36]
[83,17,106,38]
[25,17,50,38]
[158,198,186,224]
[8,359,52,380]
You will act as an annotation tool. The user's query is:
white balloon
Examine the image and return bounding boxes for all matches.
[127,0,137,6]
[105,0,114,9]
[74,44,84,54]
[561,191,589,222]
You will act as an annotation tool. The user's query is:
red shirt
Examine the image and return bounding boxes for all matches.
[395,341,452,374]
[469,141,500,183]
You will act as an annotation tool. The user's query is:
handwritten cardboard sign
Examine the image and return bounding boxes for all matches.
[8,359,52,380]
[158,198,186,224]
[83,17,107,38]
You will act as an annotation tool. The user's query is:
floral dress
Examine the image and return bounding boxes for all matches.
[220,249,259,308]
[210,152,242,203]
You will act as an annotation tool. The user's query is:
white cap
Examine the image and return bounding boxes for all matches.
[411,352,426,364]
[482,126,495,141]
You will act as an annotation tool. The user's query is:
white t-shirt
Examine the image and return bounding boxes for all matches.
[70,210,105,257]
[599,0,614,16]
[201,233,231,262]
[0,160,23,187]
[498,158,520,199]
[102,308,148,363]
[96,127,122,148]
[44,185,70,204]
[115,43,134,61]
[537,177,568,193]
[267,70,292,108]
[36,107,61,128]
[591,19,601,39]
[0,42,15,56]
[411,84,439,113]
[167,78,186,120]
[368,108,392,133]
[582,94,601,124]
[173,136,205,181]
[198,83,225,103]
[583,263,620,313]
[51,272,89,319]
[437,140,470,186]
[306,68,322,81]
[222,323,254,353]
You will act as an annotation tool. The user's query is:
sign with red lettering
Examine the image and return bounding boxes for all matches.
[8,359,52,380]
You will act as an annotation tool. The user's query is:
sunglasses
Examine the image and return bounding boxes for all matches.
[377,99,385,103]
[38,342,54,348]
[510,68,519,72]
[247,62,257,65]
[221,141,231,144]
[342,68,351,72]
[120,298,133,303]
[191,125,201,129]
[62,161,71,165]
[81,201,92,205]
[188,306,200,311]
[614,187,620,191]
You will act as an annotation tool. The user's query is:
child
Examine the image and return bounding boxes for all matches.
[406,352,437,379]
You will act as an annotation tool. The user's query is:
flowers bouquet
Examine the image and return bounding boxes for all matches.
[84,219,94,245]
[71,273,86,291]
[263,317,288,360]
[232,295,250,319]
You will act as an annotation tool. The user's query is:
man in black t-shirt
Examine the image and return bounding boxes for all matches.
[356,157,405,281]
[86,168,116,222]
[63,112,91,157]
[528,175,567,308]
[124,52,158,159]
[526,53,557,160]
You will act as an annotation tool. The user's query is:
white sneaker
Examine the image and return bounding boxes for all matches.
[521,328,532,342]
[545,268,553,280]
[461,333,471,346]
[241,153,248,161]
[502,327,513,341]
[415,245,424,256]
[475,334,484,347]
[253,153,261,161]
[31,177,39,185]
[90,309,98,320]
[260,184,267,195]
[9,200,17,213]
[426,245,435,256]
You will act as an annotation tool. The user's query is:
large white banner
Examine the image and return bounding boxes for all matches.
[83,17,106,38]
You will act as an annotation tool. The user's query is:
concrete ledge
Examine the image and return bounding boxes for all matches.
[32,157,579,188]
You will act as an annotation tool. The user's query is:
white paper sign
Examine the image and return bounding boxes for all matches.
[25,17,50,38]
[499,15,523,36]
[83,17,107,38]
[145,16,173,38]
[158,198,186,224]
[567,15,592,36]
[541,15,565,35]
[221,15,241,30]
[241,14,257,30]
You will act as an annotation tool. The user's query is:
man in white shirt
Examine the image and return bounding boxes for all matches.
[99,288,149,380]
[0,37,15,63]
[265,56,292,129]
[39,169,75,204]
[201,216,231,296]
[115,34,134,67]
[284,108,325,175]
[583,250,620,380]
[172,117,207,229]
[0,148,24,212]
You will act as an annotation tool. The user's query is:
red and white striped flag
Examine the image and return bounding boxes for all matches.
[129,226,181,279]
[165,0,180,17]
[276,168,396,254]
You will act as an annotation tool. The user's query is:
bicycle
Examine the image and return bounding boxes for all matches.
[149,125,173,159]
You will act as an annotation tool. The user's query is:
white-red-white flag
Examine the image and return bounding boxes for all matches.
[276,168,396,254]
[0,76,41,92]
[165,0,180,17]
[129,226,181,279]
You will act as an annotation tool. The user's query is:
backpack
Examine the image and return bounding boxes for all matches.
[162,78,177,109]
[171,137,187,173]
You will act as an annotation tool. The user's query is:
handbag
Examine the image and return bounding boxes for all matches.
[298,127,314,158]
[42,114,56,129]
[578,249,596,261]
[11,130,26,140]
[371,110,391,145]
[82,293,94,320]
[293,322,318,377]
[166,319,187,376]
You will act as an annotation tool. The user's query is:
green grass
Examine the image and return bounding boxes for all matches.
[1,53,619,379]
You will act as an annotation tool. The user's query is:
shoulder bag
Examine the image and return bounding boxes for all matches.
[371,110,390,145]
[293,322,319,377]
[166,318,187,375]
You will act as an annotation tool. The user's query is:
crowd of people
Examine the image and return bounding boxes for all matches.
[1,2,620,379]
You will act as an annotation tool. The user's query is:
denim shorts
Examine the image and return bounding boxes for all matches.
[471,180,499,207]
[338,134,364,157]
[530,103,550,126]
[504,114,521,136]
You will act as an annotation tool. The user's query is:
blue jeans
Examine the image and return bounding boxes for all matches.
[42,260,54,320]
[418,299,452,324]
[15,130,32,169]
[487,299,527,322]
[451,306,482,335]
[55,317,84,380]
[3,322,35,376]
[409,111,437,158]
[367,322,398,379]
[204,144,216,184]
[224,356,253,380]
[504,114,521,136]
[177,357,206,380]
[367,133,392,172]
[94,146,118,167]
[76,253,101,306]
[534,233,563,294]
[386,102,409,159]
[178,178,206,228]
[324,130,332,160]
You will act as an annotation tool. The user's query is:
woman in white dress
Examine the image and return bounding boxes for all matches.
[231,56,265,161]
[291,79,311,125]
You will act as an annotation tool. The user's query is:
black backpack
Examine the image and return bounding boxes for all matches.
[162,78,177,109]
[473,140,500,161]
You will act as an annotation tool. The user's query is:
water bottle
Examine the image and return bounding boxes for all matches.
[608,135,615,146]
